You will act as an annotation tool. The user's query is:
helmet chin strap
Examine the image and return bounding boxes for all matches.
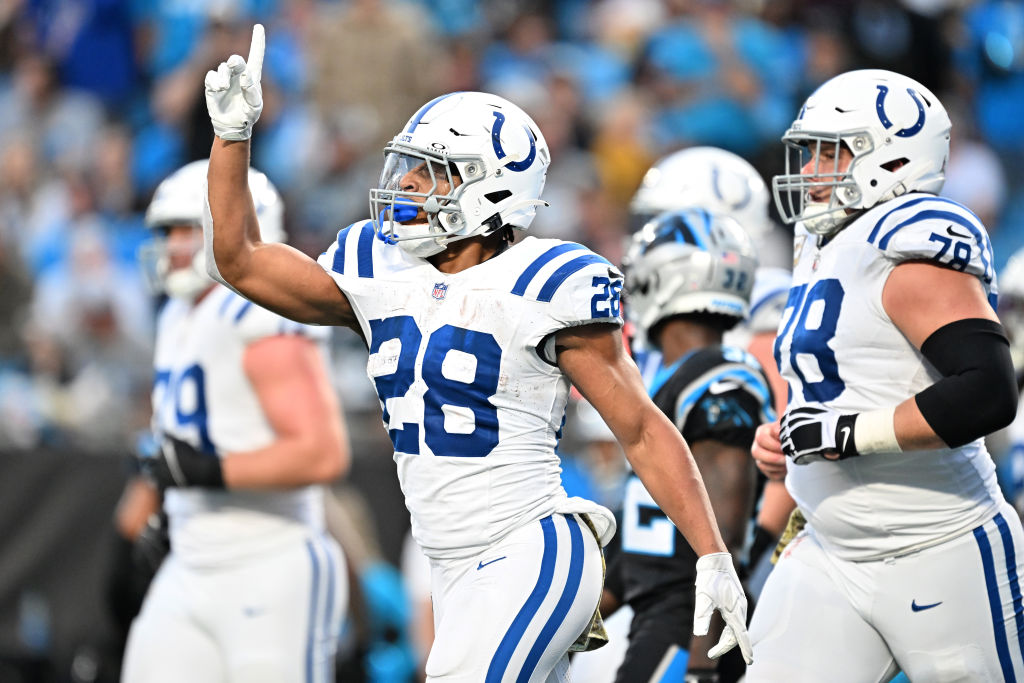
[502,199,549,214]
[801,201,854,236]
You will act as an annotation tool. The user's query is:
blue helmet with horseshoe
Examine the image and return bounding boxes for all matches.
[772,69,951,236]
[370,91,551,258]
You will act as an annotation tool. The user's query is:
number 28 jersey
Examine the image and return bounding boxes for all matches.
[775,193,1004,561]
[317,224,622,560]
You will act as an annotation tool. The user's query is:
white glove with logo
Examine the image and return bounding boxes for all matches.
[694,552,753,665]
[205,24,265,141]
[779,405,859,465]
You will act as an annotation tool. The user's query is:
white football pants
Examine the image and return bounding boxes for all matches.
[747,502,1024,682]
[121,533,345,683]
[425,513,604,682]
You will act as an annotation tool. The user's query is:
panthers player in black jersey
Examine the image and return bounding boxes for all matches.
[605,209,775,683]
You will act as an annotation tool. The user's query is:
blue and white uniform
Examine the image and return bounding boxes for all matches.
[749,193,1024,682]
[122,285,345,683]
[318,224,619,682]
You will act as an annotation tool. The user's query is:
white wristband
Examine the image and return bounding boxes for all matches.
[854,407,901,454]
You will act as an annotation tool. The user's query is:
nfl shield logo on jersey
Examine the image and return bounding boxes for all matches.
[432,282,449,300]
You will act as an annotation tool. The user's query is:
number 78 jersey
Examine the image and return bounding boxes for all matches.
[317,223,623,559]
[774,193,1003,560]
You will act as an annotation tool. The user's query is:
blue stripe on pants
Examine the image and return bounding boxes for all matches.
[517,515,585,682]
[487,516,557,682]
[305,540,322,683]
[321,537,336,683]
[976,521,1016,682]
[995,513,1024,663]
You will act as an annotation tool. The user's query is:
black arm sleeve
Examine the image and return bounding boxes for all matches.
[915,318,1018,448]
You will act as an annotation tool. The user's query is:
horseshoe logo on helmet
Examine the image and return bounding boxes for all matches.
[875,85,926,138]
[491,112,536,172]
[711,166,751,210]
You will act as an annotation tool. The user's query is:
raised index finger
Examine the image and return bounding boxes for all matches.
[246,23,265,82]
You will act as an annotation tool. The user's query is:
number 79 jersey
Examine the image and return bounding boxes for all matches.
[774,193,1004,561]
[317,223,623,559]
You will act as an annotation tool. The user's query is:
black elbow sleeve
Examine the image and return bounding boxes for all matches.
[915,318,1018,448]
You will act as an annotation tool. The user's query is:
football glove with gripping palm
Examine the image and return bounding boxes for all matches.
[141,436,225,490]
[205,24,265,141]
[694,552,753,665]
[779,406,859,464]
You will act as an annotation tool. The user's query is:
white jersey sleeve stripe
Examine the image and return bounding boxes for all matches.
[877,209,993,282]
[354,223,375,278]
[329,221,376,278]
[329,224,355,274]
[217,288,239,317]
[233,300,253,322]
[537,254,614,303]
[865,195,962,243]
[511,243,586,296]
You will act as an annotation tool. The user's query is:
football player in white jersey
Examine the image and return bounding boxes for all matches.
[200,25,752,682]
[749,69,1023,682]
[121,160,350,683]
[605,209,774,683]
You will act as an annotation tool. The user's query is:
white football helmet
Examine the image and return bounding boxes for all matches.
[773,69,951,236]
[623,208,758,349]
[370,91,551,258]
[141,160,284,300]
[999,249,1024,371]
[629,146,771,240]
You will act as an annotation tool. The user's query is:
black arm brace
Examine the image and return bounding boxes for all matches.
[915,318,1018,448]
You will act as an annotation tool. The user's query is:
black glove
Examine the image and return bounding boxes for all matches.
[141,435,225,489]
[133,512,171,574]
[779,406,859,465]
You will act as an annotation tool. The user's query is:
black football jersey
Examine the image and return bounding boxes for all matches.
[614,345,775,607]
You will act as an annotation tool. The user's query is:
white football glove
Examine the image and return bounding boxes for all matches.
[205,24,265,141]
[779,405,859,465]
[694,552,753,665]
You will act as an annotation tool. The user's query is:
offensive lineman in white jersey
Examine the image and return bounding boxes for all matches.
[121,161,349,683]
[749,69,1023,681]
[200,25,752,682]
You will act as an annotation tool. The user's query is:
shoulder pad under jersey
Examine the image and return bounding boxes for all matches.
[863,194,995,291]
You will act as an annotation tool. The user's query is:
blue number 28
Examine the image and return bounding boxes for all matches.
[773,278,846,403]
[368,316,501,457]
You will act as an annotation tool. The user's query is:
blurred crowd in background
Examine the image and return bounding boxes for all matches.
[0,0,1022,679]
[1,0,1023,452]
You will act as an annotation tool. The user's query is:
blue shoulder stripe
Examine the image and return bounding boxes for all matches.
[233,300,253,323]
[331,225,353,274]
[867,196,976,244]
[332,222,376,278]
[217,289,238,317]
[749,285,790,321]
[356,222,374,278]
[537,254,613,303]
[877,208,993,282]
[511,243,586,296]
